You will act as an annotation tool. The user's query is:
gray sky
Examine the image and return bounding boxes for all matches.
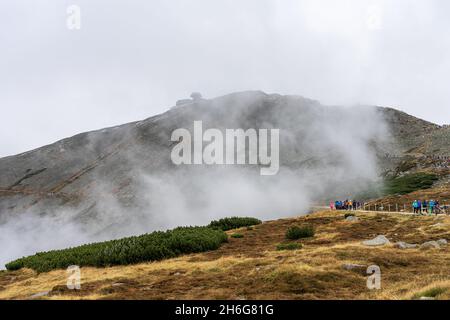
[1,0,449,157]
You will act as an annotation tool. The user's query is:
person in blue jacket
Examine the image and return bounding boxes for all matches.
[412,200,418,214]
[429,200,435,215]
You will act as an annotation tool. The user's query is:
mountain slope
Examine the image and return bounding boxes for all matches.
[0,91,448,218]
[0,91,448,266]
[0,210,449,300]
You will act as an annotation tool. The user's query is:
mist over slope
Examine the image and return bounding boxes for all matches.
[0,91,445,267]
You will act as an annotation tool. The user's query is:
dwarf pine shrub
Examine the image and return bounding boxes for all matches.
[208,217,262,231]
[285,225,314,240]
[276,243,302,251]
[384,173,438,195]
[230,233,244,238]
[5,226,228,273]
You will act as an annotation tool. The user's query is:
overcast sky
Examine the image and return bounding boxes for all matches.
[1,0,449,157]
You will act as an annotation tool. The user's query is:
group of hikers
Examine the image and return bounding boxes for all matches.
[412,199,441,215]
[331,200,363,211]
[329,199,447,215]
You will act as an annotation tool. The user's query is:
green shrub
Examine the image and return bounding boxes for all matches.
[208,217,262,231]
[5,226,228,273]
[285,226,314,240]
[413,287,448,299]
[230,233,244,239]
[383,173,438,195]
[276,243,302,251]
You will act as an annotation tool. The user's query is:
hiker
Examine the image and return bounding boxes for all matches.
[348,200,353,210]
[330,201,335,210]
[435,200,440,215]
[352,200,357,210]
[429,200,435,215]
[417,200,422,214]
[412,200,418,214]
[422,200,428,214]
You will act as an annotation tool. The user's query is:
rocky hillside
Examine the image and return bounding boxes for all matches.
[0,91,448,251]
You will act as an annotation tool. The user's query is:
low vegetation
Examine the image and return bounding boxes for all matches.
[6,216,263,273]
[412,287,448,299]
[276,243,302,251]
[285,225,314,240]
[230,233,244,239]
[383,173,439,195]
[6,226,228,273]
[208,217,262,231]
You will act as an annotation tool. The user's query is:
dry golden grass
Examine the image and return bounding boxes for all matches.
[0,210,448,300]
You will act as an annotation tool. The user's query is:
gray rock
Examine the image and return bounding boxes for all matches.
[345,216,359,222]
[362,235,390,246]
[420,241,440,249]
[30,291,50,299]
[419,296,435,300]
[394,241,418,249]
[436,239,448,246]
[430,223,444,228]
[112,282,125,287]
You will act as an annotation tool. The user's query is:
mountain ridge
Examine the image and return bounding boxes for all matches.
[1,91,448,208]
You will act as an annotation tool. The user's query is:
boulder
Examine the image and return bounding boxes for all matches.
[362,235,390,246]
[420,241,440,250]
[419,296,435,300]
[112,282,126,287]
[436,239,448,246]
[345,216,359,222]
[394,241,418,249]
[30,291,50,299]
[430,223,444,228]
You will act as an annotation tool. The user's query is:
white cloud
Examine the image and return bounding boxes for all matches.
[0,0,449,157]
